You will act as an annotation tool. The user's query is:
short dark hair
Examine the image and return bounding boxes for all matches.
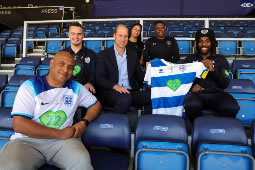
[154,21,166,28]
[70,22,83,29]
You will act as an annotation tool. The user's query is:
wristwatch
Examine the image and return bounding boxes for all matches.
[81,119,90,127]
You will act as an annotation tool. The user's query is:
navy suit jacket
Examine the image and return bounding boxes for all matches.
[96,46,144,91]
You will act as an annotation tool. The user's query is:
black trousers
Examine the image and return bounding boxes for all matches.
[98,89,152,114]
[184,91,240,123]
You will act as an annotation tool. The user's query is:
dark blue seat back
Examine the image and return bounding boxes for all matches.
[82,113,130,150]
[232,60,255,76]
[135,114,188,144]
[8,75,35,86]
[19,57,41,66]
[192,116,247,155]
[225,79,255,93]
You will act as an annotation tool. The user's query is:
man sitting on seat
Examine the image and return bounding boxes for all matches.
[183,28,239,123]
[0,51,101,169]
[96,24,152,114]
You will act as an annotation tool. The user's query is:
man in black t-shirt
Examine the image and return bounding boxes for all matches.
[143,21,180,67]
[63,22,97,93]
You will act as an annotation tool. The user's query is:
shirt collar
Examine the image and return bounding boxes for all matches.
[114,45,127,58]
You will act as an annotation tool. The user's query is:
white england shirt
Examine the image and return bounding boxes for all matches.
[144,59,208,116]
[11,75,97,140]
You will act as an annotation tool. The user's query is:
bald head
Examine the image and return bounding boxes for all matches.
[47,51,75,87]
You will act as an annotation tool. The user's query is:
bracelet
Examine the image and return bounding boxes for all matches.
[81,119,90,127]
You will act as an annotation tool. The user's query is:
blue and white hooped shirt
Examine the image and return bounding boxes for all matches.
[11,75,97,140]
[144,59,208,116]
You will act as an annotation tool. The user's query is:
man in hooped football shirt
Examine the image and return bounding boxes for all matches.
[144,58,208,116]
[0,51,101,170]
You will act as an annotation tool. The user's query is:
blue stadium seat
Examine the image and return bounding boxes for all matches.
[238,33,255,55]
[135,114,189,170]
[8,75,35,86]
[232,60,255,84]
[3,44,17,58]
[85,40,102,53]
[225,27,243,35]
[64,40,71,48]
[46,33,64,55]
[1,85,19,107]
[82,113,131,170]
[19,57,41,66]
[192,116,254,170]
[106,40,114,48]
[14,64,36,75]
[243,27,255,33]
[46,41,62,54]
[170,32,191,54]
[225,79,255,126]
[37,64,50,76]
[216,32,237,55]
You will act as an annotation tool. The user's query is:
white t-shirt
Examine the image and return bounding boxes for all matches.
[144,58,208,116]
[11,75,97,140]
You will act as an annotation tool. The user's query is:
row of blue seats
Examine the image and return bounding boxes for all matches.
[0,112,255,170]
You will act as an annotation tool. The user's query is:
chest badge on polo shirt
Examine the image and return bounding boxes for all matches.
[39,110,67,129]
[73,65,81,76]
[166,40,171,46]
[63,95,73,106]
[85,57,90,63]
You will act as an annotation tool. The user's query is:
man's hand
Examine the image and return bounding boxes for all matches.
[201,59,214,72]
[146,62,150,68]
[191,84,204,92]
[84,83,96,93]
[58,126,76,140]
[72,121,86,138]
[113,84,130,94]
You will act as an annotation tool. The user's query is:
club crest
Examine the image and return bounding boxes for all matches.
[85,57,90,63]
[63,95,73,106]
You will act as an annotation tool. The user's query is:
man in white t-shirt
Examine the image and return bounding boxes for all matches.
[0,51,101,170]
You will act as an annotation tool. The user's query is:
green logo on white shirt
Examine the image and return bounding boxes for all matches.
[39,110,67,129]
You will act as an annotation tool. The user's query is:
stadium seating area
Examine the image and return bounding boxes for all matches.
[2,18,255,169]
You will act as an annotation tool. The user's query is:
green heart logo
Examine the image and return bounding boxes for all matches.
[166,79,182,92]
[73,65,81,76]
[39,110,67,129]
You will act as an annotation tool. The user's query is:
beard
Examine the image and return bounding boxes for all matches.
[199,47,211,55]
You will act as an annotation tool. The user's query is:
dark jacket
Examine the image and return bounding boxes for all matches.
[96,46,144,91]
[63,46,97,85]
[182,54,230,92]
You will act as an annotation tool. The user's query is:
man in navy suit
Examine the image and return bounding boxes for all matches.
[96,24,151,114]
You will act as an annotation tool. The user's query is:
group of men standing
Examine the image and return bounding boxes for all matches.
[0,21,240,169]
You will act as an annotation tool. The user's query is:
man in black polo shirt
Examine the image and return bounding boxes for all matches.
[63,22,96,93]
[183,28,239,123]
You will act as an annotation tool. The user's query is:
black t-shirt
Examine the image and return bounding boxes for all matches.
[126,40,144,60]
[143,36,180,63]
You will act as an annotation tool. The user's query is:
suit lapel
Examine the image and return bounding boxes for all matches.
[110,47,119,81]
